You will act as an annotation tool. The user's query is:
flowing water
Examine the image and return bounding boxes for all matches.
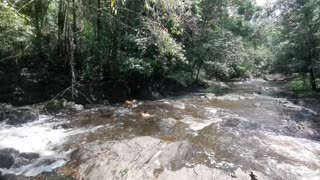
[1,79,320,179]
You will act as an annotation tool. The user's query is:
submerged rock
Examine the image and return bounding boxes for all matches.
[159,118,177,131]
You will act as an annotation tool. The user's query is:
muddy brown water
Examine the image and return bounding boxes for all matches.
[1,79,320,179]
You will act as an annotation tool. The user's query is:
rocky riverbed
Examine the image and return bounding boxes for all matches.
[0,78,320,180]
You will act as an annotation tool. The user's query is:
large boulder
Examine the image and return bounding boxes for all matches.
[0,149,19,169]
[77,137,267,180]
[45,99,84,114]
[6,107,39,125]
[0,104,14,122]
[0,154,15,169]
[1,104,39,125]
[78,137,193,179]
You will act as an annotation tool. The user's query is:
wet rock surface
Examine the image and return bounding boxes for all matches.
[45,99,84,115]
[77,136,263,180]
[0,104,39,125]
[0,149,41,170]
[7,107,39,125]
[159,118,177,130]
[0,153,15,169]
[158,165,266,180]
[78,137,193,178]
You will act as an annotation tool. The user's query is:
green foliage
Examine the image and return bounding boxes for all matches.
[0,0,287,91]
[290,76,312,91]
[249,45,276,73]
[0,2,33,63]
[193,28,250,80]
[273,0,320,89]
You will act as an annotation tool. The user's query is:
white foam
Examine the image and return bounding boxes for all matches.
[181,116,222,131]
[173,102,185,110]
[0,115,103,176]
[0,116,67,156]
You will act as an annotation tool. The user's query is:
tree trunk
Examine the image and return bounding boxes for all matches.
[196,62,203,81]
[310,68,317,90]
[97,0,101,42]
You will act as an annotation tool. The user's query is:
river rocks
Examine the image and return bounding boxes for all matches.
[0,104,39,125]
[0,153,15,169]
[264,74,288,81]
[0,149,19,169]
[97,107,114,118]
[6,107,39,125]
[45,99,84,114]
[12,153,40,168]
[18,152,40,160]
[78,137,193,180]
[152,92,163,100]
[159,118,177,131]
[0,149,40,169]
[275,98,303,110]
[275,98,318,116]
[0,104,12,121]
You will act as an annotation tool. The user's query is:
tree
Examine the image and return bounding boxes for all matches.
[276,0,320,89]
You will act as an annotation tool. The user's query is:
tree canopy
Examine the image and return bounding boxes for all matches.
[0,0,319,102]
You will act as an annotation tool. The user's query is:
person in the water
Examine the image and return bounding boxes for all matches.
[125,99,136,109]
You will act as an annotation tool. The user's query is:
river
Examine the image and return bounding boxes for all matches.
[0,78,319,180]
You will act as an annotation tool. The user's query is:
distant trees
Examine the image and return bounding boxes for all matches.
[188,0,264,80]
[274,0,320,89]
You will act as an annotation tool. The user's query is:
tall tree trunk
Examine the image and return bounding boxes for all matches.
[97,0,101,42]
[72,0,78,60]
[57,0,65,59]
[196,62,203,81]
[310,68,317,90]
